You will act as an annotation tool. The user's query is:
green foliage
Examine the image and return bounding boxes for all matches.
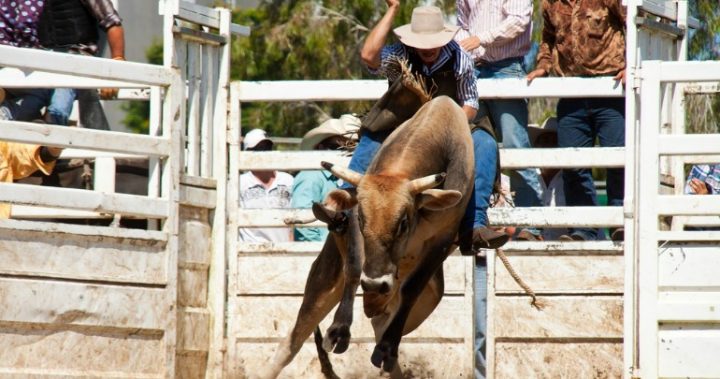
[230,0,454,138]
[686,0,720,133]
[121,41,163,134]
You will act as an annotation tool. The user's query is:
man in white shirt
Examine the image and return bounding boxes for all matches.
[238,128,294,242]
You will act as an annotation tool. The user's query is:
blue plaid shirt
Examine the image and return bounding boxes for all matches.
[371,41,480,110]
[685,164,720,194]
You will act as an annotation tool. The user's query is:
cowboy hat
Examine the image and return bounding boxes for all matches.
[393,6,459,50]
[527,117,558,147]
[243,128,273,150]
[300,114,360,151]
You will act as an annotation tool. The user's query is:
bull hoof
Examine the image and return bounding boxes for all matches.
[323,323,351,354]
[370,341,398,372]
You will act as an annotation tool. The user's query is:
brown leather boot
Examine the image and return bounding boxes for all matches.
[472,227,509,250]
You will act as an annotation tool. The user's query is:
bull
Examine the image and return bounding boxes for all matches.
[260,93,474,378]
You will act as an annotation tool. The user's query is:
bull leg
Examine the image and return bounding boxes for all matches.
[370,240,453,372]
[323,207,363,354]
[259,238,345,379]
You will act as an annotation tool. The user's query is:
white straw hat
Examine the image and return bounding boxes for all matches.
[393,6,459,50]
[300,114,360,150]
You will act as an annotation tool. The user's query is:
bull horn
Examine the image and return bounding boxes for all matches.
[321,161,363,187]
[408,173,446,194]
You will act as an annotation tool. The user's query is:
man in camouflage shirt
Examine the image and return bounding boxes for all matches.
[527,0,626,242]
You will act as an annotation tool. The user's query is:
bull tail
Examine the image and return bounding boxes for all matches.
[314,326,340,379]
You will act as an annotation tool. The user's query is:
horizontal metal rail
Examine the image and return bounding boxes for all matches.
[233,77,625,102]
[237,206,623,228]
[0,45,174,86]
[0,120,170,157]
[236,147,626,171]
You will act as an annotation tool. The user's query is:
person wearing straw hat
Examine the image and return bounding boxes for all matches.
[356,2,509,252]
[292,115,360,242]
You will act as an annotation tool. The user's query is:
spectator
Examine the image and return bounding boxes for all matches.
[527,0,626,242]
[685,164,720,195]
[0,139,63,218]
[357,3,509,252]
[292,114,360,242]
[40,0,126,130]
[0,0,52,122]
[527,117,569,240]
[238,128,294,243]
[456,0,544,242]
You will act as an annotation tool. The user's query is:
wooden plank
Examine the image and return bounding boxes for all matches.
[232,341,469,379]
[231,295,467,340]
[177,307,210,353]
[0,278,168,332]
[0,218,167,241]
[658,324,720,378]
[494,255,624,294]
[493,296,623,339]
[0,120,170,156]
[178,1,220,29]
[659,246,720,289]
[494,342,622,379]
[658,60,720,82]
[186,42,201,176]
[180,174,217,189]
[179,185,216,209]
[0,182,168,219]
[235,255,469,295]
[0,329,164,378]
[0,45,173,86]
[0,228,166,284]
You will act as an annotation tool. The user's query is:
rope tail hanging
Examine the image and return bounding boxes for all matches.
[495,248,545,310]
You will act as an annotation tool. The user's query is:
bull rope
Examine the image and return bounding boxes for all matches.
[495,248,545,310]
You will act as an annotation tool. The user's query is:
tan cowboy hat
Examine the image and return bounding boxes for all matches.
[393,6,459,50]
[527,117,558,147]
[300,114,360,150]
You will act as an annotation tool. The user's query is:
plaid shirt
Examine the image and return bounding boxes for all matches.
[375,41,480,110]
[685,164,720,195]
[536,0,626,77]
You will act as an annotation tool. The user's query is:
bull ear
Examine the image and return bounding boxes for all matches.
[323,188,358,212]
[417,189,462,211]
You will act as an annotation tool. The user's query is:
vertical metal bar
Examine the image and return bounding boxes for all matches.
[623,1,640,376]
[207,7,232,379]
[637,60,662,379]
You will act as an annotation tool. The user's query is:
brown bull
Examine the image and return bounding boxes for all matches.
[260,95,474,378]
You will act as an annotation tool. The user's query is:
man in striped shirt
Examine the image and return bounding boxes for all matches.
[354,3,509,251]
[456,0,544,243]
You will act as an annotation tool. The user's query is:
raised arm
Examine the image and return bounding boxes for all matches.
[360,0,400,70]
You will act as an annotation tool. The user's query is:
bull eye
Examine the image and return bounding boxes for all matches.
[396,214,409,236]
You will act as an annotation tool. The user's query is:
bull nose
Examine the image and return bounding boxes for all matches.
[360,273,393,295]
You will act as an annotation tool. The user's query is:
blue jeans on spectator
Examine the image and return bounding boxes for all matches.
[45,88,110,130]
[557,97,625,240]
[474,256,488,379]
[475,57,543,236]
[0,88,52,121]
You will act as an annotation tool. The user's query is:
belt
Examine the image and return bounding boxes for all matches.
[475,56,524,67]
